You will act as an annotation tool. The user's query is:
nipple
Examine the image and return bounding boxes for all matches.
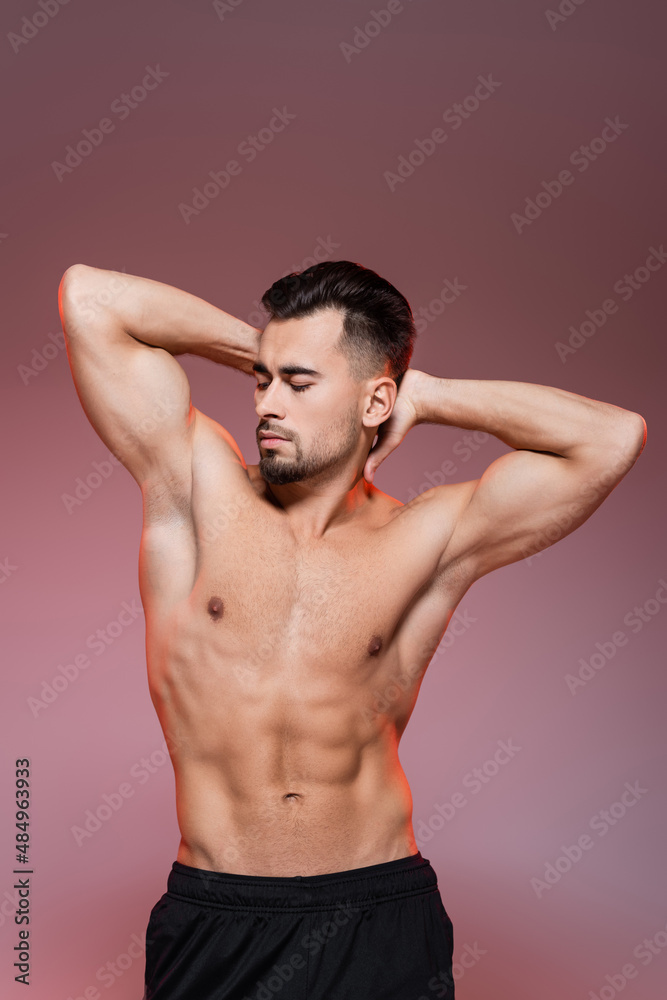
[367,634,383,657]
[207,596,224,621]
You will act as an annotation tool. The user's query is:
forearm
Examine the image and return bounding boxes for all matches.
[412,371,646,459]
[60,263,261,375]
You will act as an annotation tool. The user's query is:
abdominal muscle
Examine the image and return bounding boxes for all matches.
[138,443,452,877]
[172,747,416,877]
[147,610,420,877]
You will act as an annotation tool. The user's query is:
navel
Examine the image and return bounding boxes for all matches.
[367,634,383,657]
[207,595,224,621]
[283,792,301,800]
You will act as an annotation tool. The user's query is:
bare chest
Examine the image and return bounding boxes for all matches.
[190,515,412,668]
[140,465,459,703]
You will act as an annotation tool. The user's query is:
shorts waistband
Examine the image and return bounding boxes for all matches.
[165,852,438,913]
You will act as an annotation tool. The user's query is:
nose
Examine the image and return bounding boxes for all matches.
[255,381,285,420]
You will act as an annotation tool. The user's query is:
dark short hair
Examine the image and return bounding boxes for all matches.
[260,260,416,390]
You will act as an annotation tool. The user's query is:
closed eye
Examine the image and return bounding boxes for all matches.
[255,383,311,392]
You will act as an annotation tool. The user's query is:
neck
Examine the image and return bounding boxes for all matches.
[263,465,376,539]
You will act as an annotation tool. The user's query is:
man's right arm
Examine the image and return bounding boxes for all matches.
[58,263,262,491]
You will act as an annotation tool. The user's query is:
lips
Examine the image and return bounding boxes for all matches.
[259,432,288,441]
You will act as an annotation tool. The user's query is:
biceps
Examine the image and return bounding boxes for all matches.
[64,328,193,487]
[446,448,627,578]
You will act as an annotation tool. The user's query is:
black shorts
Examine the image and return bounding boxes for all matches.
[143,851,454,1000]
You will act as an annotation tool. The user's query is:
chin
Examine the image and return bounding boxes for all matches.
[258,458,299,485]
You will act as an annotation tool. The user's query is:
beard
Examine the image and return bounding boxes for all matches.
[258,403,360,486]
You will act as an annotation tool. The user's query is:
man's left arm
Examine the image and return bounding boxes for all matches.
[366,369,647,580]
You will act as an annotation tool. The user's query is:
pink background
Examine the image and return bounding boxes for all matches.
[1,1,665,997]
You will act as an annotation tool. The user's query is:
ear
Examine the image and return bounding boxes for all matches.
[362,377,397,431]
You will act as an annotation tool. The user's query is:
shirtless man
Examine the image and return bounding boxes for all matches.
[58,259,646,1000]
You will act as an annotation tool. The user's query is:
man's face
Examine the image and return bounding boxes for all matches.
[253,308,368,486]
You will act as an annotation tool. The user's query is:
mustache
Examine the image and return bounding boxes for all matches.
[258,427,292,439]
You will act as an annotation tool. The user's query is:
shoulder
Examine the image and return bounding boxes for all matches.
[142,407,252,522]
[383,479,480,581]
[389,480,477,523]
[191,407,247,467]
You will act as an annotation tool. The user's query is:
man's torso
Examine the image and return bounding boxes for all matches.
[139,409,471,875]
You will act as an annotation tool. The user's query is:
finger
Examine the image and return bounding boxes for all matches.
[364,430,404,483]
[363,426,387,483]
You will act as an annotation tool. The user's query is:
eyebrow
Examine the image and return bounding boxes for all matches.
[252,362,323,377]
